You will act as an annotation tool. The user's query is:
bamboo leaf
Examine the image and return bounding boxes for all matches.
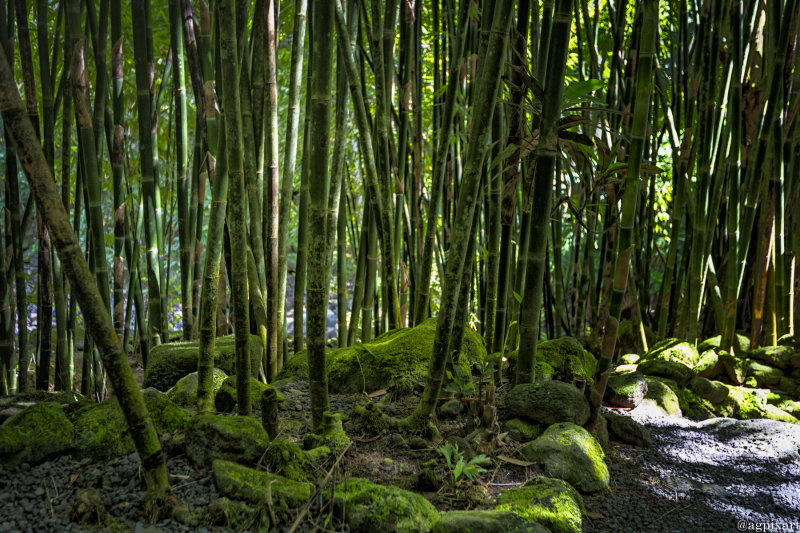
[513,292,523,303]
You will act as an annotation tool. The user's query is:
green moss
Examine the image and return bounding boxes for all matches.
[212,459,314,508]
[201,498,255,530]
[214,377,286,413]
[351,402,386,433]
[431,510,545,533]
[73,394,188,461]
[619,354,640,365]
[641,338,701,367]
[747,360,784,387]
[504,418,542,442]
[637,358,695,387]
[724,386,767,419]
[276,318,485,393]
[323,477,440,533]
[507,337,596,386]
[264,437,317,482]
[495,477,585,533]
[640,378,682,416]
[167,368,228,406]
[694,350,724,379]
[764,404,800,425]
[302,412,349,456]
[697,334,750,357]
[3,390,86,406]
[0,402,74,465]
[186,413,269,468]
[674,387,717,421]
[143,334,264,391]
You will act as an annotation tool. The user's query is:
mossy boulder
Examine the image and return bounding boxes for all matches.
[186,414,269,468]
[634,377,682,417]
[264,437,318,482]
[213,459,314,508]
[521,423,609,493]
[768,397,800,419]
[529,337,597,384]
[619,354,640,365]
[694,350,725,379]
[0,403,74,465]
[697,334,750,357]
[747,360,784,387]
[143,334,264,391]
[637,358,695,387]
[214,376,286,414]
[166,368,228,406]
[725,386,767,419]
[604,372,648,408]
[617,320,655,355]
[778,377,798,396]
[749,346,795,370]
[719,350,748,384]
[495,477,585,533]
[575,336,601,358]
[507,381,590,427]
[603,411,652,447]
[277,318,485,393]
[73,393,188,461]
[764,404,800,425]
[609,364,639,376]
[641,338,701,367]
[504,418,542,442]
[674,388,717,421]
[778,333,800,350]
[324,477,440,533]
[689,377,729,404]
[431,510,549,533]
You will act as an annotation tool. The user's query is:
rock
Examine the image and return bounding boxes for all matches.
[764,404,800,425]
[637,358,695,387]
[725,386,767,418]
[778,377,798,396]
[603,411,652,447]
[504,419,542,442]
[769,398,800,419]
[186,414,269,469]
[697,418,800,458]
[200,498,254,530]
[749,346,795,370]
[604,372,648,408]
[719,350,747,384]
[521,423,609,492]
[609,364,639,376]
[324,477,440,533]
[302,412,349,455]
[73,394,188,461]
[408,436,428,450]
[694,350,725,379]
[675,388,721,421]
[575,336,601,358]
[214,377,286,414]
[689,377,730,404]
[745,376,759,388]
[212,459,314,508]
[640,338,701,367]
[0,403,73,466]
[166,369,228,406]
[495,477,585,533]
[619,354,640,365]
[507,381,590,427]
[529,337,597,384]
[431,510,549,533]
[636,377,681,416]
[747,360,784,387]
[778,333,800,350]
[697,334,750,357]
[263,437,323,483]
[277,318,485,393]
[143,334,264,391]
[617,320,655,355]
[594,413,610,453]
[417,459,442,492]
[439,399,461,419]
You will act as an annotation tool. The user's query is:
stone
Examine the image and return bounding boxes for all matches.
[637,359,695,387]
[439,399,461,419]
[769,398,800,420]
[0,403,73,466]
[747,360,784,387]
[495,477,585,533]
[528,337,597,385]
[689,377,729,404]
[604,372,648,408]
[603,411,652,447]
[186,414,269,469]
[213,377,286,414]
[507,381,590,427]
[749,346,795,370]
[725,386,767,419]
[143,334,264,391]
[619,354,640,365]
[778,377,798,396]
[166,369,228,406]
[212,459,314,508]
[73,394,188,461]
[324,477,440,533]
[719,350,748,384]
[616,320,654,356]
[694,350,725,379]
[575,336,601,358]
[764,404,800,425]
[431,511,549,533]
[778,333,800,350]
[504,419,542,442]
[609,364,638,376]
[697,334,750,358]
[594,413,610,454]
[640,338,701,367]
[521,423,609,493]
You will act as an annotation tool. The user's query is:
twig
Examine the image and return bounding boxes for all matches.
[353,435,381,443]
[489,482,523,486]
[265,471,277,527]
[172,477,210,490]
[287,442,352,533]
[653,502,693,522]
[43,482,54,518]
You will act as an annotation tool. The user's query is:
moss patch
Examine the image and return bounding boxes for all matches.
[504,418,542,442]
[764,404,800,425]
[213,459,314,508]
[697,334,750,357]
[264,437,325,482]
[495,477,585,533]
[508,337,596,386]
[166,368,228,406]
[186,413,269,468]
[639,377,682,416]
[431,510,548,533]
[641,339,701,367]
[0,402,74,465]
[302,412,349,456]
[214,377,286,414]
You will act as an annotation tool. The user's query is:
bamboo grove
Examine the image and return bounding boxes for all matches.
[0,0,799,512]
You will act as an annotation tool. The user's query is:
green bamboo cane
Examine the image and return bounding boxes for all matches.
[587,0,658,432]
[485,100,503,355]
[0,0,11,392]
[338,182,348,345]
[110,36,127,349]
[347,197,370,346]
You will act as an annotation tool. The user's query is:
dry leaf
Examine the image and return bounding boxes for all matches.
[368,389,387,398]
[69,474,79,486]
[587,512,604,519]
[498,455,533,467]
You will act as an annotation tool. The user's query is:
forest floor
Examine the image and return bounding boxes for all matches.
[1,375,799,533]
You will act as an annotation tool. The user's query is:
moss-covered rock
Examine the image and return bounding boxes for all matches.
[214,377,286,414]
[641,339,701,367]
[504,418,542,442]
[186,414,269,468]
[764,404,800,425]
[73,394,188,461]
[778,377,798,396]
[617,320,655,355]
[495,477,585,533]
[694,350,725,379]
[507,381,590,427]
[575,336,601,358]
[689,377,729,404]
[324,477,440,533]
[521,423,609,493]
[277,318,484,394]
[633,377,682,417]
[166,369,228,406]
[594,413,610,454]
[747,360,784,387]
[302,412,349,456]
[603,411,652,447]
[431,510,549,533]
[697,334,750,357]
[725,386,767,419]
[200,498,255,531]
[637,358,695,387]
[263,437,320,482]
[719,350,748,384]
[769,397,800,419]
[0,403,74,465]
[609,364,639,376]
[508,338,596,387]
[212,459,314,508]
[778,333,800,350]
[619,354,640,365]
[749,346,795,370]
[604,372,648,408]
[143,334,264,391]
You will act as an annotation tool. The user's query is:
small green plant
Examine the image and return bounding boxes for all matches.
[443,364,475,400]
[439,442,487,491]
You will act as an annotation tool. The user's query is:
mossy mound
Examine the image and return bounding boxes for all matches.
[603,411,652,447]
[604,371,648,408]
[186,413,269,468]
[212,459,314,508]
[323,477,440,533]
[641,338,701,367]
[431,510,549,533]
[276,318,485,394]
[73,393,188,461]
[697,334,750,357]
[616,320,655,355]
[0,402,74,465]
[507,381,590,427]
[504,418,542,442]
[688,377,729,404]
[521,423,609,493]
[495,477,585,533]
[694,350,725,379]
[575,336,601,358]
[264,437,326,482]
[718,350,748,384]
[214,377,287,414]
[747,360,784,387]
[143,334,264,391]
[635,377,682,416]
[166,368,229,406]
[749,346,795,370]
[637,359,695,387]
[302,412,349,456]
[725,386,767,419]
[1,390,86,407]
[676,384,767,421]
[508,337,596,386]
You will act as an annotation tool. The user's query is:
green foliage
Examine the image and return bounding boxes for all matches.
[438,442,487,491]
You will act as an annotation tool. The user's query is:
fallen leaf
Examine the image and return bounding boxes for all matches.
[587,512,604,519]
[69,474,78,486]
[498,455,533,467]
[368,389,387,398]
